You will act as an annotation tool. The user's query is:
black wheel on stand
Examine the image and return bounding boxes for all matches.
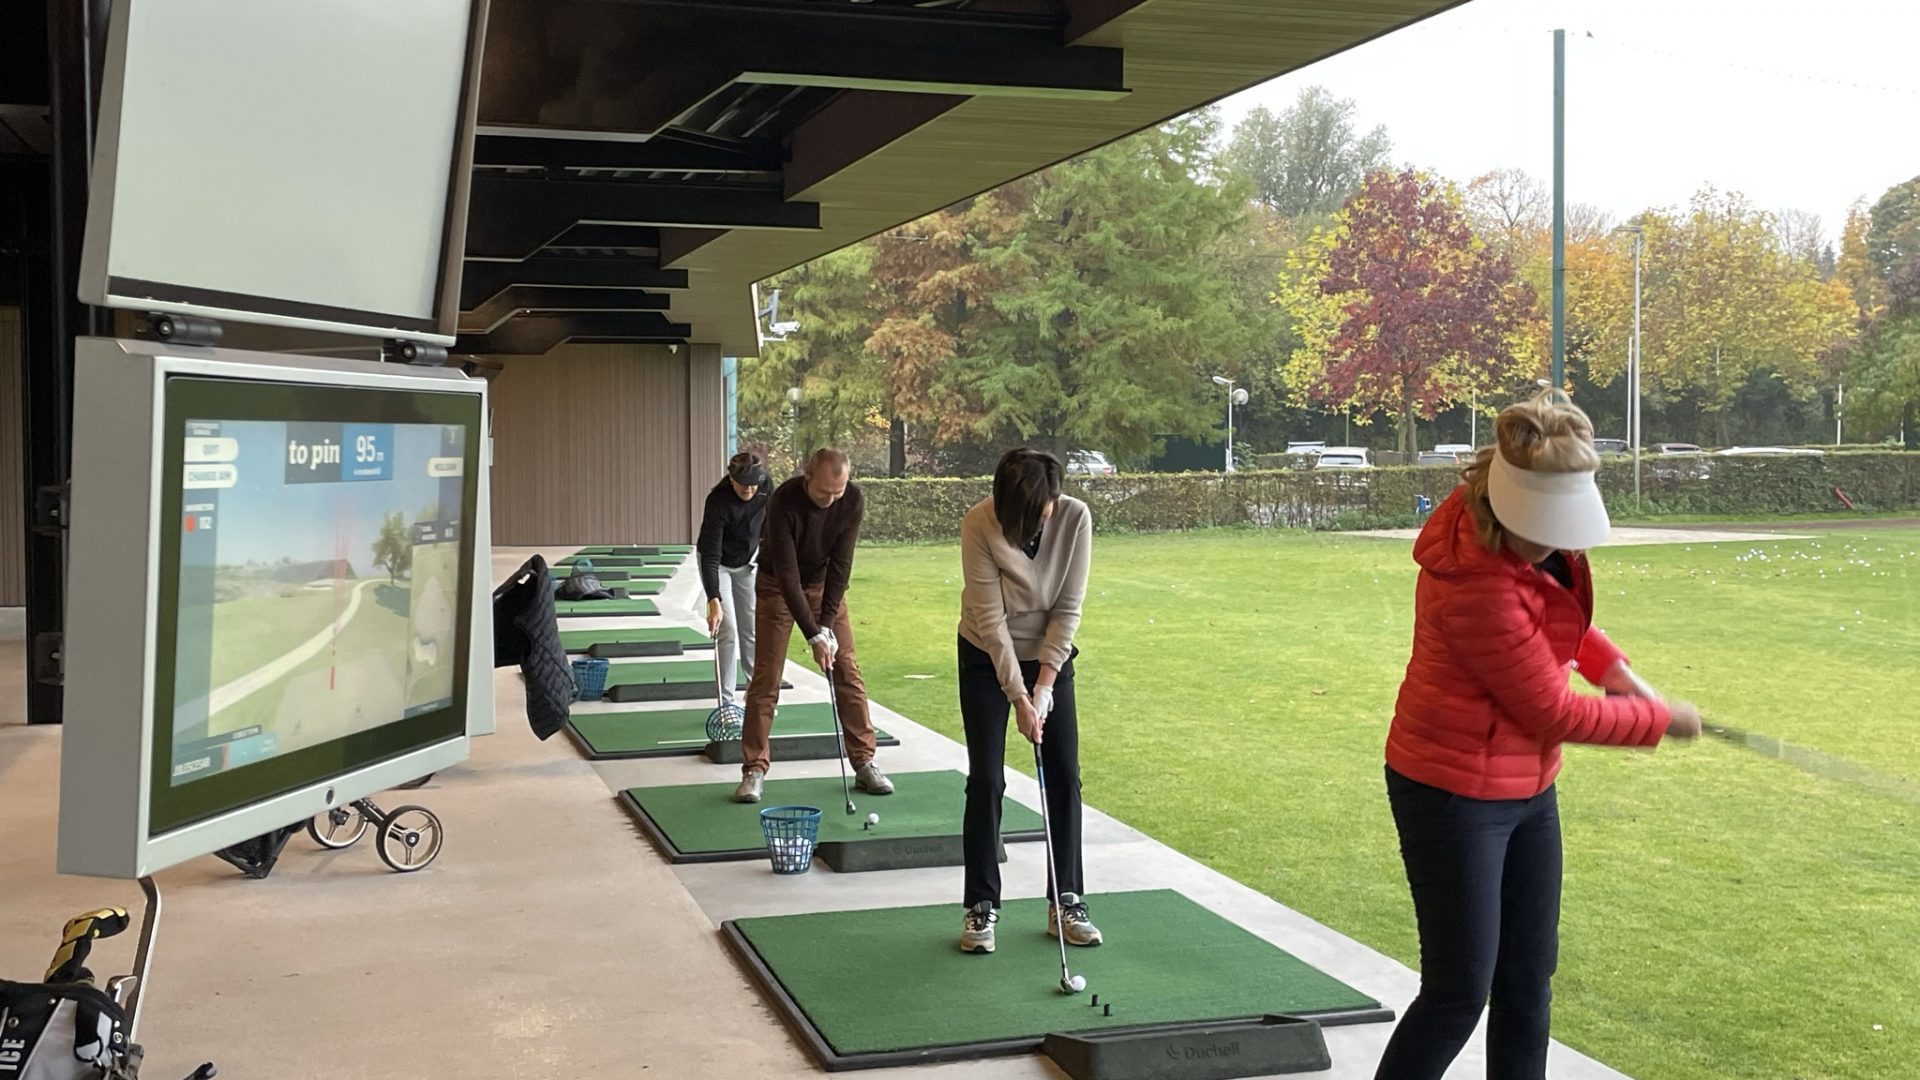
[375,805,444,872]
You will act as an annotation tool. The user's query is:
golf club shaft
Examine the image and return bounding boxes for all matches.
[826,657,854,813]
[1033,741,1072,982]
[713,645,726,710]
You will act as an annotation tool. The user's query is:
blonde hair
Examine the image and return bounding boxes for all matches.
[1461,389,1600,551]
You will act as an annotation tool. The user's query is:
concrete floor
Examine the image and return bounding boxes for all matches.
[1,549,1631,1079]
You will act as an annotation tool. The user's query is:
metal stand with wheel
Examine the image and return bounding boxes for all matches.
[307,793,445,872]
[116,877,220,1079]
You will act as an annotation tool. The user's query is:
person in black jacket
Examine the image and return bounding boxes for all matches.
[698,452,771,706]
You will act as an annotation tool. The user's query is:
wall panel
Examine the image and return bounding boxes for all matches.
[488,342,727,547]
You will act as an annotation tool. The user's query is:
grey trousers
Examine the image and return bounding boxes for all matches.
[716,562,757,704]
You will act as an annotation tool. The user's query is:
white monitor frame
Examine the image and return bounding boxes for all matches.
[58,337,494,880]
[76,0,489,345]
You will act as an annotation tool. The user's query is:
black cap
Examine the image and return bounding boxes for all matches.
[728,451,770,489]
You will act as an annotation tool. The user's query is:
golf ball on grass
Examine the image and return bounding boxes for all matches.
[867,812,879,826]
[1061,975,1087,994]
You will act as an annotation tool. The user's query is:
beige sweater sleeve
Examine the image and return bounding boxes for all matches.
[960,507,1030,704]
[1038,502,1092,671]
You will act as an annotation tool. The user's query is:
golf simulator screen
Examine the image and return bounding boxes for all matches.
[149,378,481,835]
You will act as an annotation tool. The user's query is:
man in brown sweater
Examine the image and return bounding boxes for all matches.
[734,448,891,803]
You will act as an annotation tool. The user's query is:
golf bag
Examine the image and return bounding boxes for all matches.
[1,909,141,1079]
[0,978,139,1079]
[554,567,612,602]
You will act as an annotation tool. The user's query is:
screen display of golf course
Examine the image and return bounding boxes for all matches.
[150,377,479,835]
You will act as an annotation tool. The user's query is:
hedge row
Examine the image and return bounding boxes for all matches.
[855,452,1918,543]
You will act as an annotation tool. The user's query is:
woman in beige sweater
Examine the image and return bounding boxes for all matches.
[956,448,1097,956]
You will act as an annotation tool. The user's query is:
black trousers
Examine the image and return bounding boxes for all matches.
[1375,767,1562,1080]
[959,636,1081,909]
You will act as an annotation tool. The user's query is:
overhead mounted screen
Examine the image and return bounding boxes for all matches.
[79,0,488,343]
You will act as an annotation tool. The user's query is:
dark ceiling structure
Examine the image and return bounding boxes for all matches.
[451,0,1470,357]
[456,0,1129,355]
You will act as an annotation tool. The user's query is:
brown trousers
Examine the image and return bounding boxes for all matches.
[742,581,875,776]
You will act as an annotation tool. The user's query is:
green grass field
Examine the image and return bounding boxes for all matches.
[207,585,344,687]
[814,525,1920,1080]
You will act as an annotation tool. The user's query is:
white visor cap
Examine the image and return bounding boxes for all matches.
[1486,451,1611,552]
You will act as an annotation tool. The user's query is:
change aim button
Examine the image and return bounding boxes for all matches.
[182,463,239,489]
[426,457,463,478]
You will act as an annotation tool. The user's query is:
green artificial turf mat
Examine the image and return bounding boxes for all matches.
[729,889,1384,1061]
[567,701,895,759]
[557,555,682,568]
[623,770,1039,859]
[558,627,710,654]
[554,598,659,617]
[602,659,774,688]
[554,579,663,596]
[559,567,673,580]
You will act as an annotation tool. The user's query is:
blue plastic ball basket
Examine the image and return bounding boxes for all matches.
[758,806,822,874]
[705,702,746,742]
[570,657,610,701]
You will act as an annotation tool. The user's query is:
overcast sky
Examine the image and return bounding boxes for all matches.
[1216,0,1920,246]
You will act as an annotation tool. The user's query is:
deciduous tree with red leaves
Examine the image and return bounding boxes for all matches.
[1279,169,1536,453]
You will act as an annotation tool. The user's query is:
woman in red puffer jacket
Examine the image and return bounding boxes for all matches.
[1375,391,1702,1080]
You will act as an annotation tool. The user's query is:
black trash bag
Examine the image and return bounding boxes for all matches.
[493,555,573,739]
[555,568,614,601]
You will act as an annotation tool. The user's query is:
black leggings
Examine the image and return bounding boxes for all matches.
[1375,767,1562,1080]
[958,636,1081,909]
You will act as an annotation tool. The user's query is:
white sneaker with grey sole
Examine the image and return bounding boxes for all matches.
[1048,893,1102,947]
[959,901,997,954]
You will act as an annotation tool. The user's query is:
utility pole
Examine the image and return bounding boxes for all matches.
[1551,28,1567,390]
[1613,224,1645,507]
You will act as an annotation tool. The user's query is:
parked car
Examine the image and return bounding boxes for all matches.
[1416,451,1461,467]
[1432,443,1474,458]
[1314,447,1371,470]
[1592,438,1630,456]
[1285,441,1327,457]
[1067,450,1116,476]
[1655,442,1705,455]
[1715,446,1824,457]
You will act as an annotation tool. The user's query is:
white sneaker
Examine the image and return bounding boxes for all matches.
[1048,893,1103,947]
[732,769,765,803]
[854,761,894,795]
[959,901,997,955]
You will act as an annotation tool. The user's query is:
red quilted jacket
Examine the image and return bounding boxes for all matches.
[1387,489,1671,800]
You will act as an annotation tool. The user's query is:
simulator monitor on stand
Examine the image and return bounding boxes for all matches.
[58,338,494,882]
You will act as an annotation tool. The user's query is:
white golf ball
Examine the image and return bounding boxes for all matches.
[867,812,880,826]
[1069,975,1087,993]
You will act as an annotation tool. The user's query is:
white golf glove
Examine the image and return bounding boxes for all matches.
[810,628,839,670]
[1032,684,1054,720]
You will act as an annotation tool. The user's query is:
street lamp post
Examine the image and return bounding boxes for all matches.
[786,385,803,476]
[1210,375,1249,472]
[1613,225,1645,507]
